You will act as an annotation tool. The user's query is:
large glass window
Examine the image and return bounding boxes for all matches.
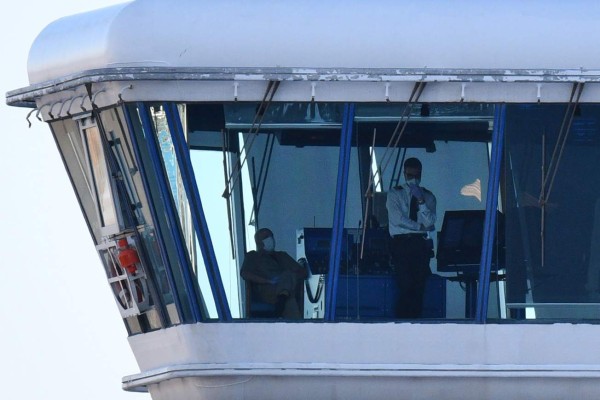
[145,103,219,319]
[51,118,102,243]
[84,124,119,234]
[501,104,600,320]
[184,102,496,321]
[189,132,243,318]
[97,107,180,326]
[341,103,494,320]
[187,103,343,319]
[125,103,211,323]
[51,108,185,333]
[54,100,600,324]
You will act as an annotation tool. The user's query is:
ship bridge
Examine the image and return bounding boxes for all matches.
[8,1,600,399]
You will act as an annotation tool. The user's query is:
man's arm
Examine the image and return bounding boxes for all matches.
[241,252,275,284]
[279,252,308,279]
[418,190,436,230]
[386,188,421,231]
[241,270,274,284]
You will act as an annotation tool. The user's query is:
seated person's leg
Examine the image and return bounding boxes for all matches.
[282,295,302,319]
[275,271,302,319]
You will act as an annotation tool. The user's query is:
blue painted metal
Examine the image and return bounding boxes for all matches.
[164,103,232,320]
[137,103,203,322]
[122,104,186,321]
[476,104,506,323]
[325,103,355,321]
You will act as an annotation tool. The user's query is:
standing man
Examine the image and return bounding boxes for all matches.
[386,157,436,318]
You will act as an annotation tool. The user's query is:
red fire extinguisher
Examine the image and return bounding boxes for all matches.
[117,239,140,275]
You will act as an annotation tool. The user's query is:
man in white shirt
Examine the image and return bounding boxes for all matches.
[386,157,436,318]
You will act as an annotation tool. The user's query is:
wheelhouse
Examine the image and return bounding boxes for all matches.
[8,1,600,398]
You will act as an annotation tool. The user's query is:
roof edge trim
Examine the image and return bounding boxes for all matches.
[8,66,600,107]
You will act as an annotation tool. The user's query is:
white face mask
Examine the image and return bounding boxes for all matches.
[262,236,275,252]
[406,177,421,187]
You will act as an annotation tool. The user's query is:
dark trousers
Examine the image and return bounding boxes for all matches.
[390,234,432,318]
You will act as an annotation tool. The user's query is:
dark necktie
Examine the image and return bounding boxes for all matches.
[409,195,418,222]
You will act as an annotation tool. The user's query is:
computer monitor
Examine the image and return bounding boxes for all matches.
[357,227,392,274]
[436,210,504,273]
[301,228,351,274]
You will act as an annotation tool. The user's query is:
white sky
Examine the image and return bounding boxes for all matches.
[0,1,148,399]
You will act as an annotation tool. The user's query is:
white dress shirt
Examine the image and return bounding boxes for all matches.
[386,183,436,236]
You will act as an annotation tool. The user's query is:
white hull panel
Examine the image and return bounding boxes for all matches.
[125,322,600,399]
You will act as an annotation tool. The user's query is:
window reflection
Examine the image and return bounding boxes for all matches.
[148,104,219,319]
[85,125,118,231]
[461,179,482,202]
[99,107,181,326]
[52,108,192,331]
[51,119,103,242]
[503,104,600,320]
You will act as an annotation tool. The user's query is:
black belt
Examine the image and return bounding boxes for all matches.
[393,233,427,239]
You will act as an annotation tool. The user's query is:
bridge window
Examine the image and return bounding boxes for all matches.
[59,100,600,326]
[183,102,496,321]
[501,103,600,320]
[51,108,184,333]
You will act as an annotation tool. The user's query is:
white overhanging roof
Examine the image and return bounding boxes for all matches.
[8,0,600,105]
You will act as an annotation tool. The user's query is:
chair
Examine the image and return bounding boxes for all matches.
[245,281,279,318]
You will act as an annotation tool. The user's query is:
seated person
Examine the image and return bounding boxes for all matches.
[241,228,307,319]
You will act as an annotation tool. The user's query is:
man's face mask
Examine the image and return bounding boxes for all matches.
[405,177,421,187]
[404,168,421,187]
[262,236,275,252]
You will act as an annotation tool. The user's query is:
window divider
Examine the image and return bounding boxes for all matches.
[476,104,506,323]
[325,103,355,321]
[164,102,232,321]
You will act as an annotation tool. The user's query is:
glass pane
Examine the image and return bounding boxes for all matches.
[148,104,218,319]
[126,103,198,323]
[190,149,241,317]
[50,119,102,242]
[98,107,180,325]
[188,102,343,319]
[187,102,496,321]
[339,103,493,320]
[52,108,187,329]
[502,103,600,320]
[84,125,118,230]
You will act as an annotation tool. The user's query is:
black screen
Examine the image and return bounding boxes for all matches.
[437,210,504,272]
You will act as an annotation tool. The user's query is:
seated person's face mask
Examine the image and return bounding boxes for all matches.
[262,236,275,252]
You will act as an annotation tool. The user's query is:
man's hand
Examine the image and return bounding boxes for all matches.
[419,223,435,232]
[409,184,424,202]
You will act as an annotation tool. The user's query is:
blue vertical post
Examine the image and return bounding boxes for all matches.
[325,103,355,321]
[137,103,203,322]
[164,103,232,320]
[476,104,506,323]
[123,104,186,321]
